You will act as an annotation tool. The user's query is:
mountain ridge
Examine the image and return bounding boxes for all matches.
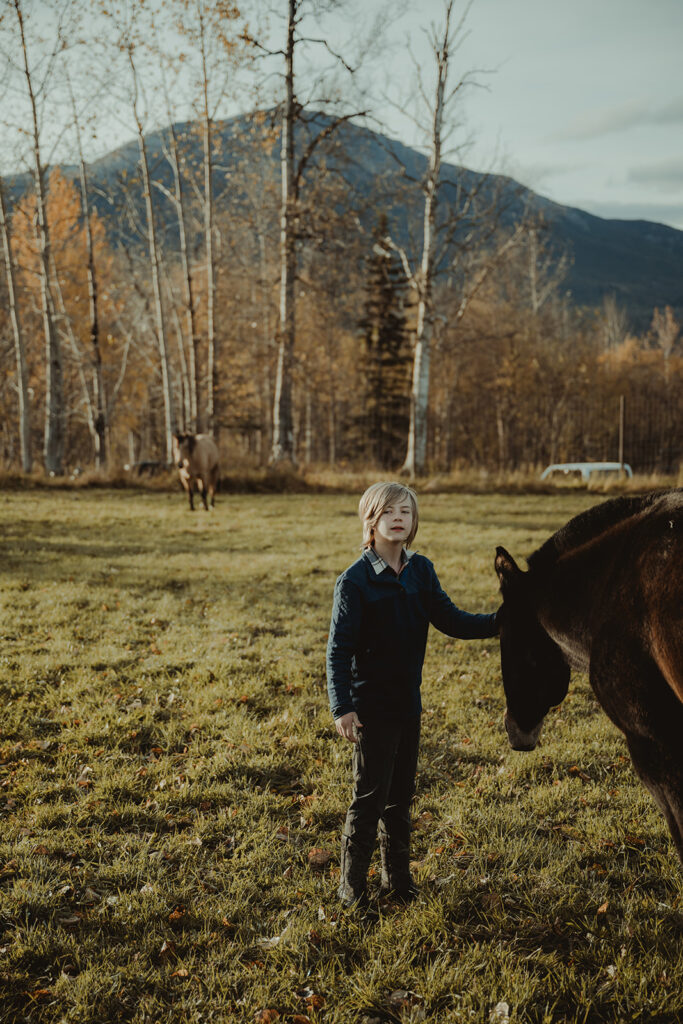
[4,109,683,331]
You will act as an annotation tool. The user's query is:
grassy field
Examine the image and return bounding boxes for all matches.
[0,487,681,1024]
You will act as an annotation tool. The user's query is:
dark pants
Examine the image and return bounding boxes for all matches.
[339,714,421,899]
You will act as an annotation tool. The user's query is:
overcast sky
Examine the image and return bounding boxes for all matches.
[383,0,683,229]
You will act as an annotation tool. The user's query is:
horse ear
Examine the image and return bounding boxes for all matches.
[495,546,522,590]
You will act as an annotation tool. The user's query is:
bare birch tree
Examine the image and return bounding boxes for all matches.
[67,77,107,467]
[270,0,298,464]
[249,0,368,465]
[384,0,524,477]
[0,176,31,472]
[151,0,247,436]
[96,0,179,461]
[5,0,69,473]
[122,32,176,462]
[155,118,199,432]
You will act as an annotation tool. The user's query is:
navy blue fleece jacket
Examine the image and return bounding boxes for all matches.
[326,549,498,720]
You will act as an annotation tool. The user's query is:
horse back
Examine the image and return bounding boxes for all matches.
[638,492,683,704]
[189,435,219,478]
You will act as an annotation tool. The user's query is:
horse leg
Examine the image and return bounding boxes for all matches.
[198,478,208,511]
[624,733,683,863]
[188,481,195,511]
[591,627,683,864]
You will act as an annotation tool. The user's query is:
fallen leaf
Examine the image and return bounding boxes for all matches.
[254,1011,280,1023]
[482,892,504,913]
[490,1002,510,1024]
[171,968,189,978]
[307,848,332,872]
[387,990,425,1018]
[27,988,53,1002]
[597,901,609,915]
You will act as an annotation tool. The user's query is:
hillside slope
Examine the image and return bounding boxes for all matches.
[5,110,683,330]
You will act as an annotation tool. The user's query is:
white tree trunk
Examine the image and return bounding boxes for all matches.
[136,115,175,461]
[124,42,176,460]
[197,5,217,437]
[402,9,447,478]
[0,179,31,472]
[270,0,297,465]
[15,0,64,473]
[75,134,106,468]
[203,106,216,434]
[167,122,199,432]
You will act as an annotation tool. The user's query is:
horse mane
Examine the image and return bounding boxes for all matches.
[527,490,677,573]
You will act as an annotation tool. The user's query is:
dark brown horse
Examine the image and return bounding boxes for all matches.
[495,489,683,863]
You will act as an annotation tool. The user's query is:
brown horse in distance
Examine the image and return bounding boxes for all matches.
[495,490,683,863]
[172,433,219,511]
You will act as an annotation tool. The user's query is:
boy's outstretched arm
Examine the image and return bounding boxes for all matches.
[326,577,364,740]
[429,563,499,639]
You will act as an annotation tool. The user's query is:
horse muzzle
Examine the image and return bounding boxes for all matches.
[504,709,543,751]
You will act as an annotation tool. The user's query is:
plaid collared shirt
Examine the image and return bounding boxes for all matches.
[364,544,414,576]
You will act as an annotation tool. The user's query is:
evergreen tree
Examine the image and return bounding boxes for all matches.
[359,214,412,467]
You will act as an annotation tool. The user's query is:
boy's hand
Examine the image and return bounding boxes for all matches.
[335,711,363,743]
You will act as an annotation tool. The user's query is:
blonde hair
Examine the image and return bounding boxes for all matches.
[358,481,419,549]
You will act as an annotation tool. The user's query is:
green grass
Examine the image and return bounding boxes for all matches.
[0,489,681,1024]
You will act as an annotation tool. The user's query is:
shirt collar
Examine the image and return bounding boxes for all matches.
[364,545,414,575]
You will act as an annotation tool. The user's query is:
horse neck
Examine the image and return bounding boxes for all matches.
[531,528,630,668]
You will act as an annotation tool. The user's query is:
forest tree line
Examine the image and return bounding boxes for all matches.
[0,0,681,479]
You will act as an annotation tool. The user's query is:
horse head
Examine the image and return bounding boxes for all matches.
[172,432,196,469]
[495,546,570,751]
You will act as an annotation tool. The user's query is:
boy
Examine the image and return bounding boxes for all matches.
[326,481,498,909]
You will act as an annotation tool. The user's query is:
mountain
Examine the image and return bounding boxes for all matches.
[5,110,683,331]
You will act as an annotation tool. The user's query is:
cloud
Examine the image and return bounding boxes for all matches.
[650,97,683,126]
[627,158,683,192]
[556,97,683,141]
[503,158,591,193]
[577,198,683,229]
[521,160,590,181]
